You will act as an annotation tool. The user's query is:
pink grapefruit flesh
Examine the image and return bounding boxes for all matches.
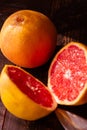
[48,42,87,105]
[7,66,53,107]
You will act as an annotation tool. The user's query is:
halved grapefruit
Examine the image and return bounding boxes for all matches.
[0,65,57,120]
[48,42,87,105]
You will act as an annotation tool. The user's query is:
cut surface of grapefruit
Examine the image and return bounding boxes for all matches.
[48,42,87,105]
[0,65,57,120]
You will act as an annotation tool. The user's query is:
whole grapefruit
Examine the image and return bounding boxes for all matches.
[0,65,57,120]
[0,10,57,68]
[48,42,87,105]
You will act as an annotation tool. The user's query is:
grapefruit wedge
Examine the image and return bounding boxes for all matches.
[0,65,57,120]
[48,42,87,105]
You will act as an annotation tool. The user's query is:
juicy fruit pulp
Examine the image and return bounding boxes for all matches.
[48,42,87,105]
[7,66,53,107]
[0,10,57,68]
[0,65,57,120]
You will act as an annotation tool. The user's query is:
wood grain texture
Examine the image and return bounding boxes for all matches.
[0,101,6,130]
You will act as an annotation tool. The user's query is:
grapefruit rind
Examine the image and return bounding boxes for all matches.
[0,65,57,120]
[0,10,57,68]
[48,42,87,105]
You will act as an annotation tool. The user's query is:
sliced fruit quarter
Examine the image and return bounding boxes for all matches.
[0,65,57,120]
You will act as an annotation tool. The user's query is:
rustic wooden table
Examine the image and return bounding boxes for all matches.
[0,0,87,130]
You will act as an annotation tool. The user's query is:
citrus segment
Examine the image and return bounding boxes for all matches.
[0,10,57,68]
[48,42,87,105]
[7,66,53,107]
[0,65,57,120]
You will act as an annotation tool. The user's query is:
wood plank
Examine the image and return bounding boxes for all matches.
[0,100,6,130]
[2,110,29,130]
